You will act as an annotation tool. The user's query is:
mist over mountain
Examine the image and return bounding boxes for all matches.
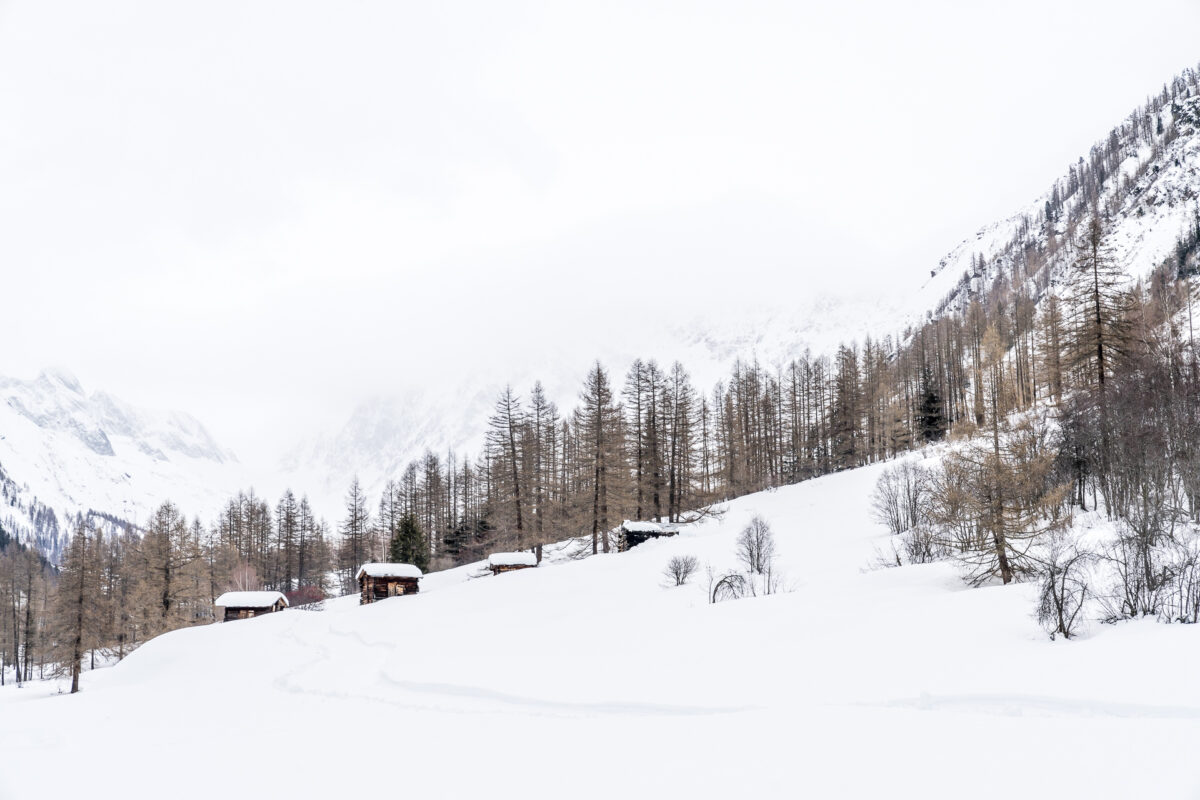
[3,67,1199,560]
[281,80,1200,513]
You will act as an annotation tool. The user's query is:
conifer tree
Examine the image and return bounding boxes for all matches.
[917,364,946,443]
[578,362,622,554]
[339,477,371,592]
[50,522,99,693]
[388,514,429,571]
[487,386,527,548]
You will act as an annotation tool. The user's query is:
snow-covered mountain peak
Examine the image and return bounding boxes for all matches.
[36,366,86,395]
[1,369,115,457]
[0,371,233,465]
[0,370,247,560]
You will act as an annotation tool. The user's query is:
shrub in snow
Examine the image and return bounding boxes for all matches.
[664,555,699,586]
[1098,525,1200,624]
[1098,520,1175,621]
[710,571,746,604]
[286,585,325,608]
[1162,532,1200,624]
[899,524,944,565]
[1035,534,1094,640]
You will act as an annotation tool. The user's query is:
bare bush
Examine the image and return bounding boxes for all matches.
[1035,535,1094,639]
[871,462,932,536]
[1099,522,1173,621]
[286,585,325,609]
[899,524,944,565]
[1160,531,1200,624]
[710,572,747,603]
[737,516,776,575]
[664,555,699,586]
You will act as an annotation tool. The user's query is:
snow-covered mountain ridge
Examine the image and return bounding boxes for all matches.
[921,82,1200,317]
[0,369,245,561]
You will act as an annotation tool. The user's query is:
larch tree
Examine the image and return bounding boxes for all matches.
[275,490,300,592]
[578,362,622,554]
[134,502,206,635]
[50,522,100,693]
[339,477,371,593]
[529,382,559,561]
[487,386,527,549]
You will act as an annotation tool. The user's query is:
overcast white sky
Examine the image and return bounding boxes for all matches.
[2,0,1198,467]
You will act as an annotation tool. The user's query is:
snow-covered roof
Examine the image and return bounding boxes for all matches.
[622,520,669,533]
[488,552,538,568]
[214,591,288,608]
[356,563,423,580]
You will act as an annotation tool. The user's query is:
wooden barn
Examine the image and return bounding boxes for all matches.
[618,520,681,552]
[214,591,288,622]
[357,563,422,605]
[487,551,538,576]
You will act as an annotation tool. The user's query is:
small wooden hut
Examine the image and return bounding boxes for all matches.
[357,563,422,605]
[617,520,681,552]
[214,591,288,622]
[487,551,538,576]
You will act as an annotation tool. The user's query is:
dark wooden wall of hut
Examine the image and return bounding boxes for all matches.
[489,564,535,576]
[359,576,420,604]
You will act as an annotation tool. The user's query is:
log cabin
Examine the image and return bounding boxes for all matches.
[214,591,288,621]
[357,563,422,604]
[617,520,681,552]
[487,551,538,575]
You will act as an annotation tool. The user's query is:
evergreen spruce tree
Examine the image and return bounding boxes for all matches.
[388,514,429,572]
[918,365,947,442]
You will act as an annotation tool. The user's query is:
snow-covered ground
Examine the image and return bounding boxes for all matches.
[3,459,1199,799]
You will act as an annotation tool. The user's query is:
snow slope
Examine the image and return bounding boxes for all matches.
[4,457,1198,799]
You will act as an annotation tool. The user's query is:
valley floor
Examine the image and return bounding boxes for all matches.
[2,459,1199,798]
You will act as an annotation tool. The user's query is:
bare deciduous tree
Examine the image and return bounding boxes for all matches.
[737,516,776,575]
[871,462,931,536]
[228,562,262,592]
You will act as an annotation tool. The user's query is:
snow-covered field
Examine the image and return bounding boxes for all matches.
[3,459,1199,799]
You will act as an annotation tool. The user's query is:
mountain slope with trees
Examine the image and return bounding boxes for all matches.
[4,64,1200,687]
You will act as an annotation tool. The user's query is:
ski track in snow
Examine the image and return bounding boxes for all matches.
[875,693,1200,720]
[374,678,754,718]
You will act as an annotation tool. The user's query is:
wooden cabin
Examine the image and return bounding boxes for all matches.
[357,563,422,605]
[214,591,288,621]
[617,520,681,552]
[487,551,538,576]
